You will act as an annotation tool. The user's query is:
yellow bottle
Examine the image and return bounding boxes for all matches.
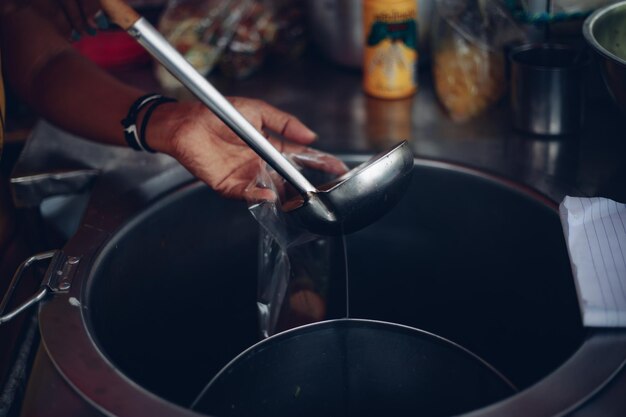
[363,0,419,99]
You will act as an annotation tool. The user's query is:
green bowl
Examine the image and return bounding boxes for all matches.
[584,1,626,114]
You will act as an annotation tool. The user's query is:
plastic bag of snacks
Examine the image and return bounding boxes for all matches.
[218,2,277,79]
[156,0,253,88]
[432,0,526,121]
[155,0,306,88]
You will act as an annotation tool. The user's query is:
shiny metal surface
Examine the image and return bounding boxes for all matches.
[583,1,626,115]
[0,251,56,325]
[0,250,83,325]
[583,1,626,67]
[509,44,587,136]
[27,158,625,417]
[130,18,316,196]
[464,331,626,417]
[288,141,414,234]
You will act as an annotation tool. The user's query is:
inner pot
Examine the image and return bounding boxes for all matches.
[192,319,516,417]
[85,159,584,412]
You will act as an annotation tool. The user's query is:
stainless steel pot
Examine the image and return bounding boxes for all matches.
[5,157,626,417]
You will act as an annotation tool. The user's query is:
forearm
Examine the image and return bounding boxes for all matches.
[1,5,144,146]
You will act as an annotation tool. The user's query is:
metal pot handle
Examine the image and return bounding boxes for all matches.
[0,250,77,325]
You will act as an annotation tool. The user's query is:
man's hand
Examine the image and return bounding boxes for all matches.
[144,97,348,201]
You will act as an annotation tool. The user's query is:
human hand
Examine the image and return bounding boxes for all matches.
[144,97,348,201]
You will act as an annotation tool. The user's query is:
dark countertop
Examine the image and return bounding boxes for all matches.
[11,50,626,208]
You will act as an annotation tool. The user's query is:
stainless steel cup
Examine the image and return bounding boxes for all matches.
[509,44,587,136]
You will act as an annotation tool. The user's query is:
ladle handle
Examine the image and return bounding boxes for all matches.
[100,0,140,30]
[100,1,317,196]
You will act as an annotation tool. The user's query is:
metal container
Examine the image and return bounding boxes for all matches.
[583,0,626,115]
[509,44,587,136]
[15,157,619,417]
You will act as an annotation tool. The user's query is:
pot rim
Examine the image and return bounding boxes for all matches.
[583,0,626,68]
[191,317,518,411]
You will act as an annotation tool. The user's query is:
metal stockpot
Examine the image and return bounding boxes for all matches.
[5,157,626,417]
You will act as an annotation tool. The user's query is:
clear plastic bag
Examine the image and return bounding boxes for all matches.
[245,150,348,338]
[432,0,526,121]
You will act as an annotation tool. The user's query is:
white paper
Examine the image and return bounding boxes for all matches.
[559,196,626,327]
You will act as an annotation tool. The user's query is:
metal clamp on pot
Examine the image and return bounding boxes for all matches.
[0,251,80,325]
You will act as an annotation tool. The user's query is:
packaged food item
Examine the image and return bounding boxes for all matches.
[219,2,277,79]
[156,0,253,88]
[432,0,525,121]
[363,0,419,99]
[432,19,506,121]
[154,0,307,87]
[264,0,308,59]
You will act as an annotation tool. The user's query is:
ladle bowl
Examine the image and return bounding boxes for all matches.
[285,141,414,235]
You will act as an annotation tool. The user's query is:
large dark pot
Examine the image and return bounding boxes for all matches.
[17,157,626,417]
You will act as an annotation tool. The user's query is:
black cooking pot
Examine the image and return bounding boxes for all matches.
[18,157,604,417]
[193,319,516,417]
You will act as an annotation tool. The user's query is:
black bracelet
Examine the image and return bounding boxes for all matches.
[121,93,163,151]
[139,97,177,153]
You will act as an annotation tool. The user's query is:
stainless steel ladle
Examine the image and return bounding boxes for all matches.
[101,0,414,235]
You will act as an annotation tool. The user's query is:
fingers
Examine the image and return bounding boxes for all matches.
[255,101,317,145]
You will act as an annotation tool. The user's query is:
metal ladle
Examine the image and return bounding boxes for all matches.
[100,0,414,235]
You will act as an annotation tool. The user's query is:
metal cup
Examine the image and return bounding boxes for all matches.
[509,44,588,136]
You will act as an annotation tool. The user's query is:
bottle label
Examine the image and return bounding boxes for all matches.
[363,2,418,99]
